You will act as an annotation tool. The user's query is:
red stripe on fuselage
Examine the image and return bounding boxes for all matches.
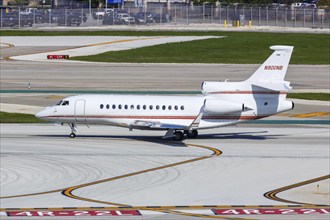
[209,91,287,95]
[42,115,267,120]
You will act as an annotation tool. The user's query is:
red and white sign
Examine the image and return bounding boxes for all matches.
[212,208,330,215]
[47,55,69,60]
[7,210,141,217]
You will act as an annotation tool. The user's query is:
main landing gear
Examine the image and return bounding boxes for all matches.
[68,123,78,138]
[172,130,198,141]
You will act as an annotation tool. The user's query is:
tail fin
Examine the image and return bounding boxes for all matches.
[247,45,294,83]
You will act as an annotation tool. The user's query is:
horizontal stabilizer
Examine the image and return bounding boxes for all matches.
[252,81,291,91]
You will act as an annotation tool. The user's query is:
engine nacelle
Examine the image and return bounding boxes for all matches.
[201,81,245,95]
[277,100,294,113]
[203,99,244,115]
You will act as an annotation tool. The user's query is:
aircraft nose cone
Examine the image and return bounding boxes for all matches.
[35,111,41,119]
[35,110,45,119]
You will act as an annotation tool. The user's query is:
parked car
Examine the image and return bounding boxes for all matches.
[34,9,49,23]
[57,12,82,26]
[0,12,33,27]
[116,13,135,24]
[45,10,63,23]
[19,14,34,26]
[102,13,124,25]
[93,8,113,19]
[20,8,38,15]
[0,12,16,27]
[149,13,172,23]
[133,12,154,24]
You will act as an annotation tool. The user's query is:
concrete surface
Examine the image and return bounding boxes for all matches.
[0,124,329,219]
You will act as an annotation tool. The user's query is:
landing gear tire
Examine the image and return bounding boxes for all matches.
[186,130,198,138]
[172,131,184,141]
[68,123,77,138]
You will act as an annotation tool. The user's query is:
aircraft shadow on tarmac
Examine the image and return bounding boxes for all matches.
[35,131,283,146]
[197,131,283,140]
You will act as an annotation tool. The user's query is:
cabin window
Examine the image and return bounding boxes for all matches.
[112,104,116,109]
[106,104,110,109]
[149,105,153,110]
[130,105,134,110]
[181,105,184,110]
[124,105,128,110]
[118,104,122,109]
[137,105,140,110]
[100,104,104,109]
[174,105,178,110]
[62,101,69,106]
[156,105,160,110]
[162,105,166,110]
[168,105,172,110]
[143,105,147,110]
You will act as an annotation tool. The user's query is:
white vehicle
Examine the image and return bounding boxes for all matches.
[116,13,135,23]
[93,8,113,19]
[36,46,295,141]
[20,8,37,15]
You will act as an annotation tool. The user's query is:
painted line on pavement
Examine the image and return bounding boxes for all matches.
[61,144,222,207]
[291,112,330,118]
[264,174,330,205]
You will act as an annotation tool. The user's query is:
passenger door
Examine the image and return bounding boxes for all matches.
[74,99,86,122]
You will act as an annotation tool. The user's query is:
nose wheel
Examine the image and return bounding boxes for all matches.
[68,123,78,138]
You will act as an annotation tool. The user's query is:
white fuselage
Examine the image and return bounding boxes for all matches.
[35,92,293,130]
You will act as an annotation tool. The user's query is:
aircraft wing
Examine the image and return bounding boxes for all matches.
[130,120,188,130]
[130,113,203,131]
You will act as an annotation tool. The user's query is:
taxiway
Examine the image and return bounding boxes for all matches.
[0,124,329,219]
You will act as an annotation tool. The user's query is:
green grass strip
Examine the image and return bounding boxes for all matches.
[287,93,330,101]
[70,32,330,64]
[2,30,329,64]
[0,112,43,123]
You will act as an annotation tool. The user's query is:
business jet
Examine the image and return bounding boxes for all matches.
[35,45,294,141]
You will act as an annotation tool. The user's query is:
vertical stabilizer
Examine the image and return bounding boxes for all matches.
[247,45,294,83]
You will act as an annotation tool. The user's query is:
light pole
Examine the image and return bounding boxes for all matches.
[89,0,91,16]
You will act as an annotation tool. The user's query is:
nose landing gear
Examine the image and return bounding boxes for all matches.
[68,123,78,138]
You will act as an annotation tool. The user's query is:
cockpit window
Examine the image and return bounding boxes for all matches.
[56,100,63,106]
[62,101,69,106]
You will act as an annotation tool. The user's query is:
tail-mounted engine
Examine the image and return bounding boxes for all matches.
[201,81,244,95]
[203,99,245,115]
